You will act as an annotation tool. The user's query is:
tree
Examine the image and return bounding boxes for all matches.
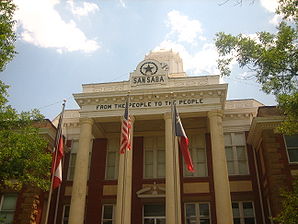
[273,179,298,224]
[0,0,17,72]
[0,81,52,191]
[215,0,298,135]
[0,1,52,191]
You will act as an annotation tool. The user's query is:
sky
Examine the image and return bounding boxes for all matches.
[1,0,280,120]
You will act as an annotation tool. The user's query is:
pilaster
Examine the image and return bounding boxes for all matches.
[164,112,181,224]
[68,118,93,224]
[115,116,134,224]
[208,110,233,224]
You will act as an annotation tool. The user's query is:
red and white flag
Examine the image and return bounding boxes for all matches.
[51,136,64,189]
[50,101,66,189]
[173,104,194,172]
[120,97,131,154]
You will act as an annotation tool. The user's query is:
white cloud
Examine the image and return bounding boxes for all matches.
[14,0,100,53]
[237,72,255,80]
[119,0,126,8]
[166,10,205,44]
[260,0,281,25]
[269,14,282,25]
[155,10,217,75]
[67,0,99,17]
[260,0,278,13]
[155,40,219,75]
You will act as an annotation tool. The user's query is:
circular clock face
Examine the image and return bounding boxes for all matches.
[140,62,158,76]
[161,62,169,71]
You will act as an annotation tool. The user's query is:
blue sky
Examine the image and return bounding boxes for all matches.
[2,0,280,119]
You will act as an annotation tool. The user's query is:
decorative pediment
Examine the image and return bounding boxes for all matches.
[136,182,165,198]
[130,59,169,87]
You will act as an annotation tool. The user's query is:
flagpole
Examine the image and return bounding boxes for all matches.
[170,93,179,223]
[120,93,129,224]
[44,99,66,224]
[117,92,131,224]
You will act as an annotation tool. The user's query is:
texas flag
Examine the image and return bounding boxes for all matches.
[51,136,64,189]
[173,104,194,172]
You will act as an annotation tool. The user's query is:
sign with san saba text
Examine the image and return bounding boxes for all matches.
[96,98,204,110]
[130,59,168,86]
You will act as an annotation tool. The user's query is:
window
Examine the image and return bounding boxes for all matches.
[185,203,210,224]
[144,136,165,179]
[67,140,93,180]
[284,135,298,162]
[67,141,78,180]
[0,194,18,224]
[184,134,207,177]
[224,132,249,175]
[105,138,120,180]
[102,204,115,224]
[143,204,165,224]
[232,201,255,224]
[62,205,70,224]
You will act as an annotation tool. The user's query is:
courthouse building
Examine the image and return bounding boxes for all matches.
[1,50,297,224]
[49,50,297,224]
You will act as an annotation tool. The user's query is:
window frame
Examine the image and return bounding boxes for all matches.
[101,204,115,224]
[283,135,298,163]
[67,140,78,180]
[62,204,70,224]
[183,134,207,178]
[67,140,93,181]
[0,194,18,224]
[143,136,165,179]
[143,204,166,224]
[232,201,256,224]
[105,138,120,180]
[184,202,211,224]
[224,132,249,176]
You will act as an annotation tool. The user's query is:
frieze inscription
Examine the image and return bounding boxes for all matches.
[96,98,204,110]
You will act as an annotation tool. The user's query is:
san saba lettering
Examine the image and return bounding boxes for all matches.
[133,75,165,84]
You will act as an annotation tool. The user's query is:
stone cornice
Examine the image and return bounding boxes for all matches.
[79,117,94,125]
[225,99,263,110]
[64,122,80,128]
[223,125,251,133]
[247,116,283,148]
[74,85,227,108]
[163,112,172,120]
[208,110,224,119]
[223,113,252,119]
[81,75,221,93]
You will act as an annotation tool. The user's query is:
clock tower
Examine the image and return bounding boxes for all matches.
[130,49,186,87]
[145,49,186,77]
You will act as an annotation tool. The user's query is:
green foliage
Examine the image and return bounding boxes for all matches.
[277,0,298,25]
[215,21,297,96]
[0,0,17,72]
[277,93,298,135]
[273,179,298,224]
[0,1,52,191]
[215,0,298,134]
[0,81,52,191]
[0,80,9,107]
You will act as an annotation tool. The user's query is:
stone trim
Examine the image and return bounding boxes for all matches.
[247,116,283,147]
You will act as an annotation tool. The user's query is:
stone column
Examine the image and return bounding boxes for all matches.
[208,111,233,224]
[164,113,181,224]
[115,117,134,224]
[68,118,93,224]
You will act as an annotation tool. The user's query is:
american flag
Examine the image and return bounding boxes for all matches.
[120,98,131,154]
